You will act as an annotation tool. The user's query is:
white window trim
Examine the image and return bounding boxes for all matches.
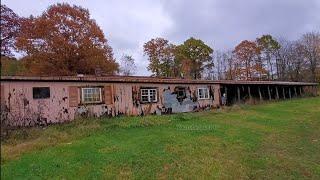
[140,88,158,103]
[198,88,210,100]
[81,87,103,104]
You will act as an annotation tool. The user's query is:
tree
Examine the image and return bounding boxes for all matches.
[208,51,228,80]
[175,37,213,79]
[286,42,305,81]
[299,32,320,82]
[223,51,235,80]
[257,35,281,80]
[0,4,21,57]
[233,40,265,80]
[143,38,175,77]
[15,3,118,75]
[120,54,136,76]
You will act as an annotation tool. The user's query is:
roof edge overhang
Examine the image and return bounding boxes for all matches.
[0,76,318,86]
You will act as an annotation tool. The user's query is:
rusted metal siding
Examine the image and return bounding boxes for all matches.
[0,81,221,127]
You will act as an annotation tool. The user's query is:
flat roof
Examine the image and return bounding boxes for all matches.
[0,75,318,86]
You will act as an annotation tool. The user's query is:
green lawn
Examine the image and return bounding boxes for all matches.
[1,97,320,179]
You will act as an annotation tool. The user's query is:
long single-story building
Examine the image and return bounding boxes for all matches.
[0,75,318,127]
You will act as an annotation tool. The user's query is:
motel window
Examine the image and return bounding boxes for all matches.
[140,88,157,103]
[198,88,210,99]
[33,87,50,99]
[175,87,187,103]
[176,87,186,99]
[81,87,102,104]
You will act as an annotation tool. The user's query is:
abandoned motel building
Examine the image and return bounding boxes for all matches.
[0,75,318,127]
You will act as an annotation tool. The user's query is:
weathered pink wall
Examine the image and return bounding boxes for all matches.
[0,81,221,126]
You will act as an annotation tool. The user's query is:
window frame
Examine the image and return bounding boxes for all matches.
[176,87,186,99]
[81,87,103,104]
[32,87,50,99]
[197,88,210,100]
[140,88,158,103]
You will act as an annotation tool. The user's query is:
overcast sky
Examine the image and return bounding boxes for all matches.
[3,0,320,75]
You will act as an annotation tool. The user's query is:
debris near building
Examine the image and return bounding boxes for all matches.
[0,75,318,128]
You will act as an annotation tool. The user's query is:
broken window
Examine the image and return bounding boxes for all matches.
[140,88,157,103]
[175,87,186,102]
[81,87,102,104]
[33,87,50,99]
[198,88,209,99]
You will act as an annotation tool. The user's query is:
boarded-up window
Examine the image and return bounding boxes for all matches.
[0,85,4,105]
[104,85,113,105]
[69,86,79,107]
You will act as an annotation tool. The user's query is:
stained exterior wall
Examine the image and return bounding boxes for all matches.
[0,81,221,126]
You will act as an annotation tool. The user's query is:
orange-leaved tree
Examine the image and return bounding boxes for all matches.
[233,40,266,80]
[143,38,176,77]
[16,3,118,75]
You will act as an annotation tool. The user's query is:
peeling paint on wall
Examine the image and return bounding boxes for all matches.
[0,82,220,127]
[163,88,196,113]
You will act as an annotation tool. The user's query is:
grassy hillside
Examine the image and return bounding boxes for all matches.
[1,97,320,179]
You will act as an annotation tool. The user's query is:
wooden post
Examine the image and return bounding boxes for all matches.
[237,86,241,103]
[258,87,263,101]
[248,86,252,101]
[276,86,279,100]
[289,87,292,99]
[299,86,302,97]
[267,86,271,100]
[225,86,228,105]
[282,87,286,99]
[225,87,228,97]
[294,87,297,97]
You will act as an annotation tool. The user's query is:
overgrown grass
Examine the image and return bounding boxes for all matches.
[1,97,320,179]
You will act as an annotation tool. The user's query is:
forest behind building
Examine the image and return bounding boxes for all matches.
[1,3,319,82]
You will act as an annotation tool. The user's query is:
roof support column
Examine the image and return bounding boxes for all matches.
[258,86,263,101]
[282,87,286,100]
[225,86,228,105]
[276,86,279,100]
[267,85,271,100]
[237,86,241,103]
[248,86,252,101]
[294,86,297,97]
[289,87,292,99]
[299,86,302,97]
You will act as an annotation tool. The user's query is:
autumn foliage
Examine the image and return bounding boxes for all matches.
[1,3,319,81]
[232,40,265,80]
[12,3,118,75]
[0,4,21,57]
[144,37,213,79]
[143,38,175,77]
[175,38,213,79]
